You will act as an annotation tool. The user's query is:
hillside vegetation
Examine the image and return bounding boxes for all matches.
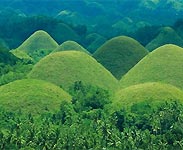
[53,40,89,54]
[120,44,183,89]
[94,36,148,79]
[13,30,58,61]
[0,79,71,114]
[113,82,183,112]
[28,51,118,92]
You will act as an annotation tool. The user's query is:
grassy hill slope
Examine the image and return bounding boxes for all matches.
[93,36,148,79]
[120,44,183,89]
[53,40,89,54]
[112,82,183,112]
[0,79,71,114]
[28,51,118,92]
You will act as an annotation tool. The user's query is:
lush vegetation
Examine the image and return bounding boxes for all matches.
[120,44,183,89]
[94,36,148,79]
[0,82,183,149]
[28,51,118,92]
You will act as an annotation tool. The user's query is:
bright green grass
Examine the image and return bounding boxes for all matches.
[146,27,183,51]
[93,36,148,79]
[28,51,118,92]
[0,79,71,115]
[120,44,183,89]
[112,82,183,111]
[15,30,58,60]
[53,40,89,54]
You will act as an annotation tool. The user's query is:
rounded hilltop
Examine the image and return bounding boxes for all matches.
[0,79,71,115]
[28,51,118,92]
[12,30,58,61]
[113,82,183,112]
[120,44,183,89]
[53,40,89,54]
[93,36,148,79]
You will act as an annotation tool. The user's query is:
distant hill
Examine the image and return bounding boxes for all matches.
[120,44,183,89]
[93,36,148,79]
[146,27,183,51]
[113,82,183,110]
[53,40,89,54]
[14,30,58,61]
[50,23,80,44]
[85,33,107,53]
[28,51,118,92]
[0,79,71,115]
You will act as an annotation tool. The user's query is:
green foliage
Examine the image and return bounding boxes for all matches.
[69,81,111,112]
[94,36,148,79]
[0,61,33,86]
[28,51,118,92]
[0,100,183,149]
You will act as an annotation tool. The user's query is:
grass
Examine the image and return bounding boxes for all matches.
[120,44,183,89]
[53,40,89,54]
[50,23,80,44]
[28,51,118,92]
[112,82,183,111]
[0,79,71,115]
[93,36,148,79]
[15,30,58,61]
[146,27,183,51]
[10,49,33,62]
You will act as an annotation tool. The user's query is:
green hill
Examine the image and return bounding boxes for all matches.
[14,30,58,61]
[0,49,19,65]
[0,79,71,115]
[120,44,183,89]
[146,27,183,51]
[28,51,118,92]
[112,82,183,111]
[93,36,148,79]
[50,23,80,44]
[53,40,89,54]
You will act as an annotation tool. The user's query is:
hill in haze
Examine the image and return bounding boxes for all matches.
[146,27,183,51]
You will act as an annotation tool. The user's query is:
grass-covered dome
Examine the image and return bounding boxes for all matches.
[112,82,183,111]
[120,44,183,89]
[146,27,183,51]
[53,40,89,54]
[28,51,118,91]
[0,79,71,115]
[93,36,148,79]
[13,30,58,61]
